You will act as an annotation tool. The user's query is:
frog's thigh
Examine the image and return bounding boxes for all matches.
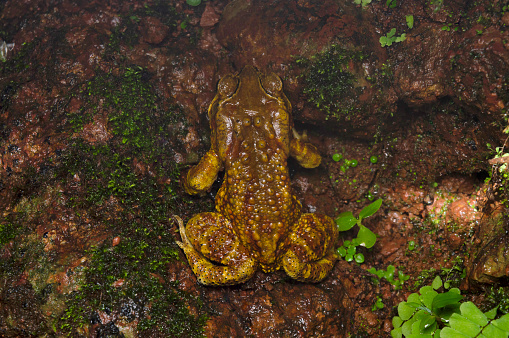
[282,213,338,282]
[176,212,257,286]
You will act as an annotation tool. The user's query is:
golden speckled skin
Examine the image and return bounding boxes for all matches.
[176,66,338,285]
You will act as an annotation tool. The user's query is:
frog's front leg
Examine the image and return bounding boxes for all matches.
[282,213,338,282]
[290,129,322,169]
[174,214,257,286]
[182,149,222,195]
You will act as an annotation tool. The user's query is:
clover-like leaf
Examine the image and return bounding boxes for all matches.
[420,288,438,310]
[392,316,403,329]
[448,312,481,336]
[432,276,443,290]
[460,301,488,327]
[481,322,507,337]
[398,301,416,321]
[484,306,498,320]
[335,211,357,231]
[440,327,469,337]
[492,312,509,331]
[357,225,376,248]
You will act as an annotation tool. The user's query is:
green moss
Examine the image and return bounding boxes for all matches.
[68,65,186,172]
[57,140,206,335]
[298,45,364,119]
[1,40,37,74]
[57,57,206,334]
[0,220,18,246]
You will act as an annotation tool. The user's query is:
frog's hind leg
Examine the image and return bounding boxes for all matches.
[174,214,257,286]
[282,213,338,282]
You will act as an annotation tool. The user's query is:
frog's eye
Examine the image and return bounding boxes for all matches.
[261,72,282,96]
[218,74,238,98]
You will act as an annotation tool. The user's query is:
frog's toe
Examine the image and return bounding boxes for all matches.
[283,250,337,282]
[173,215,192,250]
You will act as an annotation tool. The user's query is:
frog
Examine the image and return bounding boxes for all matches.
[174,65,338,285]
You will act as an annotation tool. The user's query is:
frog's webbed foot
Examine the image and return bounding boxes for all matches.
[282,213,338,282]
[173,213,257,286]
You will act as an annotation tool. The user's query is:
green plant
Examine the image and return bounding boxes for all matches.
[353,0,372,8]
[407,240,416,251]
[332,153,360,172]
[386,0,397,8]
[391,276,509,337]
[406,15,414,29]
[297,45,363,119]
[368,265,409,290]
[186,0,202,6]
[373,296,385,311]
[332,153,343,162]
[335,199,382,262]
[380,28,407,47]
[370,155,378,164]
[337,238,366,263]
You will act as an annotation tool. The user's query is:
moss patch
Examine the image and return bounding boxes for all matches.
[298,44,364,119]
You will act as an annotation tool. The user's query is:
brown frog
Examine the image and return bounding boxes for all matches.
[175,66,338,285]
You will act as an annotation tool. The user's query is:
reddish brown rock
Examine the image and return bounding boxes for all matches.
[139,16,169,44]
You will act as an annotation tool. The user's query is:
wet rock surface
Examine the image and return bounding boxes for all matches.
[0,0,508,336]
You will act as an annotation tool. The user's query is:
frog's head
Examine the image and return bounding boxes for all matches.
[208,66,291,121]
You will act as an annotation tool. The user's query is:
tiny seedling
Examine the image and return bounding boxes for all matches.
[335,199,381,263]
[368,265,409,290]
[353,0,373,8]
[380,28,407,47]
[406,15,414,29]
[373,296,385,311]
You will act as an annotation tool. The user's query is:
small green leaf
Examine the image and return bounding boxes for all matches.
[408,293,420,304]
[481,322,508,337]
[395,33,406,42]
[431,291,463,313]
[460,302,488,327]
[387,28,397,38]
[406,15,414,29]
[440,327,470,337]
[354,253,365,263]
[393,316,403,329]
[492,313,509,331]
[448,313,481,336]
[390,327,402,338]
[357,225,377,248]
[186,0,202,6]
[402,317,416,336]
[359,199,383,219]
[432,276,443,289]
[421,288,438,309]
[398,301,416,320]
[484,306,498,320]
[335,212,357,231]
[336,246,347,257]
[419,314,436,333]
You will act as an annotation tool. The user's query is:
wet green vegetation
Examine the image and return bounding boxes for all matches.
[55,62,208,334]
[297,45,364,120]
